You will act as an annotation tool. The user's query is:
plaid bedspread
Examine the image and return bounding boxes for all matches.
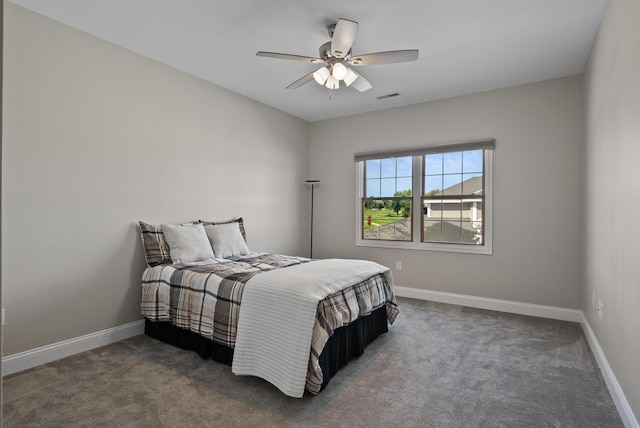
[140,253,399,394]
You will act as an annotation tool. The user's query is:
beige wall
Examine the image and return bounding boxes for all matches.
[310,76,584,308]
[583,0,640,420]
[2,4,309,356]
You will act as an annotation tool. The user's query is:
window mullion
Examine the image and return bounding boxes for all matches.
[412,155,422,243]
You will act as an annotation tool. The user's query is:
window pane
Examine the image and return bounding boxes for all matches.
[423,220,443,242]
[363,199,385,210]
[461,221,483,244]
[365,179,380,197]
[444,152,462,174]
[462,174,483,195]
[397,156,412,177]
[363,199,411,241]
[425,219,477,243]
[463,150,483,174]
[441,201,462,222]
[424,154,443,175]
[396,177,412,195]
[423,197,484,245]
[380,178,396,197]
[441,220,463,243]
[381,158,396,178]
[423,199,443,220]
[366,159,380,179]
[368,157,413,199]
[463,199,483,223]
[424,176,442,196]
[423,200,463,243]
[443,174,463,195]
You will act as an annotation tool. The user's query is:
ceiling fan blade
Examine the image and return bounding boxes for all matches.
[349,49,419,66]
[349,69,372,92]
[286,72,316,89]
[331,18,358,58]
[256,51,324,64]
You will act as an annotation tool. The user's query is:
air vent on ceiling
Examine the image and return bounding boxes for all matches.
[376,93,400,100]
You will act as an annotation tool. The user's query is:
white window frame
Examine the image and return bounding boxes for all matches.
[355,144,493,255]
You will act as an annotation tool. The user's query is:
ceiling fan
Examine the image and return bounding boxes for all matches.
[256,18,419,92]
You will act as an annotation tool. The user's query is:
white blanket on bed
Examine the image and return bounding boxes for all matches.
[231,258,389,398]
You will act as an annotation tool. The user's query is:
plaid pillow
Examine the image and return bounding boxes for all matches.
[200,217,246,242]
[139,221,171,266]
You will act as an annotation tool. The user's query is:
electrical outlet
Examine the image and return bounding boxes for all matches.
[598,301,604,320]
[592,292,596,308]
[396,261,402,271]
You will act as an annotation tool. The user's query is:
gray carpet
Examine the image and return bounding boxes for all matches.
[3,297,623,427]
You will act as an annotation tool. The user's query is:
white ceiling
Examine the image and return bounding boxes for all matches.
[9,0,607,122]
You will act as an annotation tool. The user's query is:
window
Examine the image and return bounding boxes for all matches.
[355,139,494,254]
[362,156,413,241]
[423,149,485,245]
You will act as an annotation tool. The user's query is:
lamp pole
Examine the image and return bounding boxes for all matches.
[305,180,320,258]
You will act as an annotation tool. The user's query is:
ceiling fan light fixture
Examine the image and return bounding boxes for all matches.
[343,67,358,86]
[325,75,339,90]
[256,18,419,94]
[313,67,330,85]
[332,62,347,80]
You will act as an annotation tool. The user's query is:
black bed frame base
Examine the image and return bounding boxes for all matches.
[144,305,389,393]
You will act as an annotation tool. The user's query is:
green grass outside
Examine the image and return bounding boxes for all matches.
[363,208,407,230]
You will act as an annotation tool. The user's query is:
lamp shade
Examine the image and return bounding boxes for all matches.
[325,75,339,89]
[343,67,358,86]
[313,67,330,85]
[332,62,347,80]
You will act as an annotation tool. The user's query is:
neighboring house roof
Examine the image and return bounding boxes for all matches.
[424,220,478,243]
[433,176,483,195]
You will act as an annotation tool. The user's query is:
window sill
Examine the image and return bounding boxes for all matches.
[355,239,493,255]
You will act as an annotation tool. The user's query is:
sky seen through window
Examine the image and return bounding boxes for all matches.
[365,150,483,197]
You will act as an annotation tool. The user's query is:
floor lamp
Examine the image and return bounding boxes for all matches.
[305,179,320,258]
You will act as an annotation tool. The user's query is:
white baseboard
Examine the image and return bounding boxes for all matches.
[394,285,638,427]
[394,286,582,322]
[2,320,145,377]
[581,313,639,428]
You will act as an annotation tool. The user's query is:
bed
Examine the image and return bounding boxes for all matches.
[138,218,399,397]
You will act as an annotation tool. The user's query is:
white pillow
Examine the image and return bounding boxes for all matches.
[204,222,250,259]
[161,223,215,263]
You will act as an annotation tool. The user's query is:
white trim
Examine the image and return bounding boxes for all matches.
[356,236,493,254]
[394,286,581,322]
[581,313,639,428]
[394,285,638,427]
[2,320,145,376]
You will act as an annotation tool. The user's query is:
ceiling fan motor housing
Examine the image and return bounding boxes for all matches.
[319,41,350,62]
[319,41,351,63]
